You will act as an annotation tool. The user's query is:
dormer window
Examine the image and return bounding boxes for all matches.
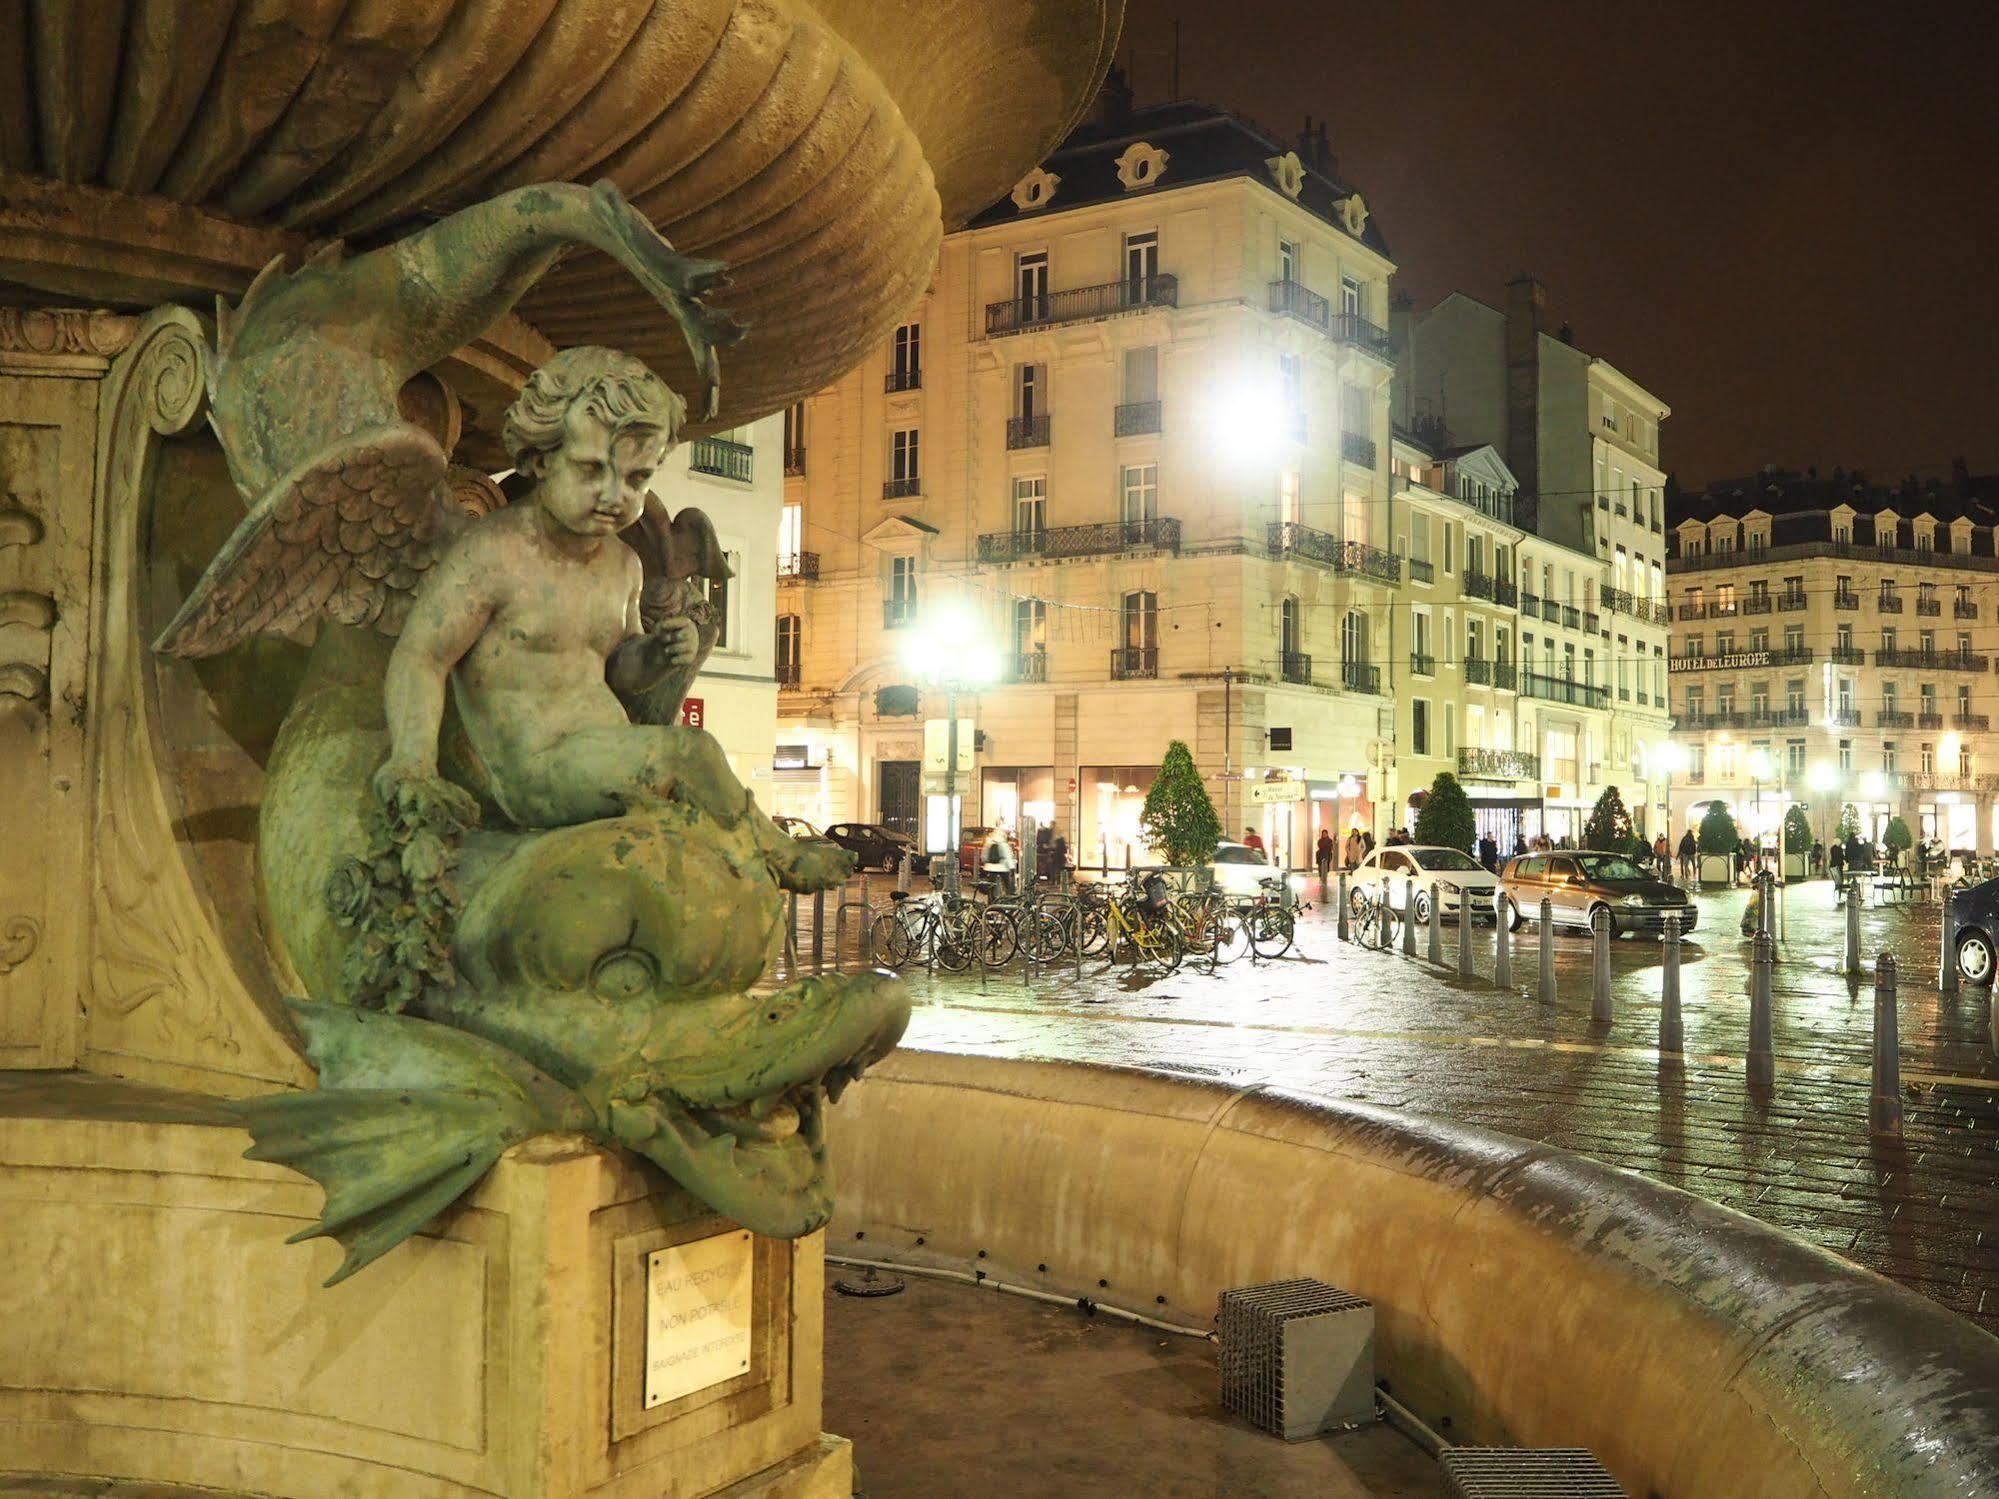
[1010,168,1059,213]
[1114,141,1170,191]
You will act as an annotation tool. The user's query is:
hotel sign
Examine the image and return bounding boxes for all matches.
[1671,650,1772,671]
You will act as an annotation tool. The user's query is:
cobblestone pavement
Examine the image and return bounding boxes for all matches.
[827,878,1999,1334]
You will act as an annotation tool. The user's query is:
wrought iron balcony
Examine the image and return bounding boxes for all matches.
[1341,660,1381,695]
[777,551,819,581]
[689,435,753,482]
[1268,278,1332,330]
[1920,712,1945,729]
[1462,569,1494,601]
[1541,598,1561,623]
[1878,710,1915,728]
[1878,594,1904,613]
[1772,645,1815,665]
[1114,399,1162,436]
[1336,309,1394,359]
[1267,523,1401,583]
[1493,662,1518,691]
[978,516,1181,564]
[1523,592,1543,614]
[1459,747,1540,780]
[884,597,918,628]
[783,445,806,477]
[1830,645,1865,665]
[884,366,921,393]
[1582,610,1601,633]
[776,661,801,689]
[1495,578,1519,607]
[1006,413,1051,449]
[1834,591,1860,610]
[1562,604,1580,629]
[1408,558,1435,584]
[1956,713,1992,732]
[1676,602,1701,620]
[1778,591,1806,611]
[1917,598,1942,616]
[1280,651,1313,684]
[986,273,1179,336]
[1409,651,1435,677]
[1341,430,1376,468]
[1521,672,1610,709]
[1957,600,1980,619]
[1704,599,1739,618]
[1876,647,1988,671]
[883,475,922,499]
[1465,657,1491,685]
[1006,651,1048,684]
[1742,595,1773,615]
[1111,646,1158,680]
[1830,709,1862,727]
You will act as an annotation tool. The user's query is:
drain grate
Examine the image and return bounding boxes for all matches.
[1218,1278,1375,1440]
[1442,1447,1627,1498]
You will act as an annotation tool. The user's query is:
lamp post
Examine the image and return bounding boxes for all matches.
[902,602,1000,871]
[1807,763,1836,876]
[1655,740,1688,869]
[1748,748,1775,875]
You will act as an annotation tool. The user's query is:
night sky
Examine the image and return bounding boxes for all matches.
[1120,0,1999,488]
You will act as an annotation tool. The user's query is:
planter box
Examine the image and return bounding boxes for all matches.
[1699,853,1736,887]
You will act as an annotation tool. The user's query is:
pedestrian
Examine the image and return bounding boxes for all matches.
[1653,832,1670,870]
[1677,828,1696,881]
[1316,828,1335,882]
[1811,839,1824,877]
[981,826,1015,895]
[1478,834,1498,871]
[1342,826,1364,869]
[1035,824,1053,881]
[1360,829,1375,858]
[1243,825,1265,856]
[1052,833,1069,882]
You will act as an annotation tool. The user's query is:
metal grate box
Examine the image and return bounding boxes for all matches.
[1443,1447,1627,1498]
[1217,1278,1375,1440]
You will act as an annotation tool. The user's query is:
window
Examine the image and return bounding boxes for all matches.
[1013,475,1045,537]
[1880,627,1896,654]
[1883,742,1898,774]
[1340,275,1362,319]
[1123,230,1158,294]
[1120,463,1158,526]
[1751,681,1769,717]
[891,322,921,386]
[889,554,918,609]
[891,427,920,485]
[1280,596,1301,659]
[705,555,736,648]
[778,502,802,565]
[1014,597,1046,655]
[1122,345,1159,405]
[775,613,801,681]
[1279,470,1301,526]
[1716,630,1735,655]
[1685,685,1704,719]
[1839,739,1853,773]
[1412,699,1431,756]
[1279,353,1304,415]
[1921,742,1935,775]
[1443,521,1456,574]
[1122,590,1157,650]
[1342,609,1369,666]
[1837,679,1853,716]
[1784,625,1804,653]
[1015,362,1043,421]
[1016,250,1048,308]
[1786,679,1805,712]
[1749,628,1768,653]
[783,401,806,464]
[1278,238,1299,284]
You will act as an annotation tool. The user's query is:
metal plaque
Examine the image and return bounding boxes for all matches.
[644,1229,754,1409]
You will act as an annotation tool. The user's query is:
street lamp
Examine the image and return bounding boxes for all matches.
[1654,739,1688,847]
[1747,748,1775,871]
[902,601,1000,871]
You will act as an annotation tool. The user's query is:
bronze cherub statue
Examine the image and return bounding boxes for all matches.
[156,181,908,1284]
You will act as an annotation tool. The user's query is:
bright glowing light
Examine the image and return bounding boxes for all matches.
[1747,748,1776,782]
[1654,740,1688,774]
[901,600,998,684]
[1337,775,1361,797]
[1205,365,1290,467]
[1807,763,1836,794]
[1941,731,1963,767]
[1860,770,1887,799]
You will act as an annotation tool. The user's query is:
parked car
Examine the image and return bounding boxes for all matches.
[1945,876,1999,983]
[822,822,917,873]
[1497,850,1697,936]
[772,815,821,839]
[1347,845,1498,924]
[1208,841,1287,898]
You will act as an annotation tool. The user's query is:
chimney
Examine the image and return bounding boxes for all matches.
[1505,273,1546,499]
[1089,64,1133,129]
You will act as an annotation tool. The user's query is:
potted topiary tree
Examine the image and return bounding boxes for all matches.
[1697,801,1740,887]
[1412,771,1476,853]
[1583,785,1632,852]
[1139,739,1222,868]
[1882,815,1913,871]
[1783,804,1813,881]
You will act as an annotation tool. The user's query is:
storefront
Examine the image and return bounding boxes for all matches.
[1466,792,1540,859]
[980,766,1055,837]
[1079,765,1159,869]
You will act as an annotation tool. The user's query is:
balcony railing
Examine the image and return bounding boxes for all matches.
[1582,610,1601,633]
[987,273,1179,336]
[776,662,800,689]
[1524,592,1543,615]
[1280,651,1313,685]
[1493,662,1518,691]
[978,516,1181,564]
[783,445,806,477]
[1495,578,1519,607]
[1917,598,1942,616]
[689,435,753,482]
[1114,400,1162,436]
[1458,748,1540,781]
[1676,537,1999,575]
[1562,604,1581,629]
[1778,591,1806,611]
[1878,710,1915,728]
[1686,712,1743,732]
[1267,522,1401,583]
[1601,586,1666,624]
[1742,595,1773,614]
[1830,645,1865,664]
[1521,672,1610,709]
[1268,278,1332,330]
[1408,558,1435,584]
[1341,430,1377,468]
[1834,592,1860,610]
[1676,603,1701,620]
[1341,660,1382,695]
[1956,713,1992,732]
[883,475,922,499]
[1336,309,1394,359]
[1704,600,1739,618]
[777,552,819,581]
[1005,651,1048,684]
[1410,652,1435,677]
[1878,594,1904,614]
[1463,569,1494,601]
[884,597,918,628]
[1920,712,1945,729]
[1876,647,1988,671]
[1908,772,1999,793]
[1465,657,1491,685]
[1830,709,1862,727]
[1957,600,1980,619]
[884,366,921,394]
[1111,646,1158,680]
[1006,413,1051,449]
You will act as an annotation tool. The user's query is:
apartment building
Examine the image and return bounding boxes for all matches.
[1666,468,1999,853]
[1395,278,1675,838]
[771,93,1405,867]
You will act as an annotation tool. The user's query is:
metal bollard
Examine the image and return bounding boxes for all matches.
[1537,897,1555,1004]
[1427,881,1443,964]
[1337,870,1350,943]
[811,890,826,974]
[1844,879,1865,978]
[1870,953,1903,1135]
[1748,929,1775,1088]
[897,852,911,893]
[859,902,874,969]
[1457,885,1473,978]
[1590,906,1612,1022]
[1493,888,1512,988]
[1660,910,1684,1054]
[833,902,848,974]
[1402,878,1419,957]
[1939,887,1960,995]
[1378,883,1392,951]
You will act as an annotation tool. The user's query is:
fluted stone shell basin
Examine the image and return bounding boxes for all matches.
[0,0,1121,432]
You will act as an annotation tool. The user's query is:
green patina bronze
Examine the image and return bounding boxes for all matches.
[155,182,909,1285]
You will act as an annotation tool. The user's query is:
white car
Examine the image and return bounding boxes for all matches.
[1208,842,1293,898]
[1348,845,1498,923]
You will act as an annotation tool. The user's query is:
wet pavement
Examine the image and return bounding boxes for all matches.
[829,877,1999,1334]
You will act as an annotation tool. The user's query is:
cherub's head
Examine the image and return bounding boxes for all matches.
[504,347,684,538]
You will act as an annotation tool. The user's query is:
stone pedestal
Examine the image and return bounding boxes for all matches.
[0,1072,850,1498]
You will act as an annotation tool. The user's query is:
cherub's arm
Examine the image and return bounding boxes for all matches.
[380,536,497,782]
[606,551,698,696]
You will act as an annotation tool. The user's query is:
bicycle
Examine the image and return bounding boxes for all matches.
[1101,873,1185,972]
[1236,876,1298,959]
[867,890,978,971]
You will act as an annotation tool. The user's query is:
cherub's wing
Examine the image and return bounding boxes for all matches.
[155,424,458,658]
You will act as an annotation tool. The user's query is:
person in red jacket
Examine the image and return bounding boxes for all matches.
[1243,826,1265,855]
